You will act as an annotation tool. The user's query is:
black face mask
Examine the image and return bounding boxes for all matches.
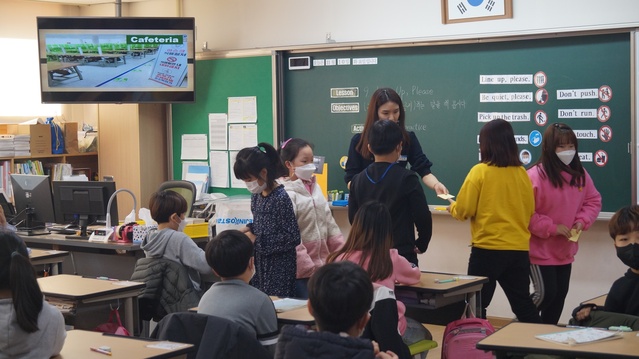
[616,243,639,270]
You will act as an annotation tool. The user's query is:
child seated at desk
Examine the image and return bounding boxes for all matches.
[571,204,639,329]
[141,190,210,291]
[274,261,398,359]
[0,231,66,358]
[197,229,279,354]
[328,201,428,355]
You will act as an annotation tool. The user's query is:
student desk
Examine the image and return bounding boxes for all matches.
[22,233,208,278]
[38,275,145,334]
[29,248,69,275]
[582,293,608,307]
[190,297,315,326]
[396,272,488,321]
[54,329,193,359]
[271,298,314,326]
[22,233,142,252]
[476,322,639,358]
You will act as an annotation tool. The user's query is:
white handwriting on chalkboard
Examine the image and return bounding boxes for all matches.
[426,99,466,111]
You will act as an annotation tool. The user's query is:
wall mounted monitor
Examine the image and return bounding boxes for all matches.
[37,16,196,103]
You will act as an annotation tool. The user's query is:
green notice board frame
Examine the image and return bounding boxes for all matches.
[282,32,633,213]
[171,55,274,197]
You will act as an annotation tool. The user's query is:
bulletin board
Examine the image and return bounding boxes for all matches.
[171,54,274,196]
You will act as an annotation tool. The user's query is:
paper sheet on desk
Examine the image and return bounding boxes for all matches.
[273,298,308,313]
[536,328,621,345]
[147,342,191,350]
[112,281,141,287]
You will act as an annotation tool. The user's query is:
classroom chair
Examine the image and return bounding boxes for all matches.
[158,180,197,217]
[130,258,203,336]
[152,312,271,359]
[409,339,438,359]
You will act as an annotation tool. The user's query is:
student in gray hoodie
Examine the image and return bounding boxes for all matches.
[141,190,210,290]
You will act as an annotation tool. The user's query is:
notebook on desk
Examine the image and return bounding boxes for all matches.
[536,328,622,345]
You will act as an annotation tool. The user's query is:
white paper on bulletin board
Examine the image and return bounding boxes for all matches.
[228,96,257,123]
[229,151,246,189]
[209,113,228,150]
[180,134,208,160]
[228,124,258,151]
[209,150,229,188]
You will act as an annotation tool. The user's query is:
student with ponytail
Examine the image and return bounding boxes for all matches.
[0,231,66,358]
[234,142,301,297]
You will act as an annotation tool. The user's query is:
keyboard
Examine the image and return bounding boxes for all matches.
[49,227,78,235]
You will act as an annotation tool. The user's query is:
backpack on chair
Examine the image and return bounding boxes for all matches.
[441,302,495,359]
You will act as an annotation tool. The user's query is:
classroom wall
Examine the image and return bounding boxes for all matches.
[183,0,639,51]
[2,0,638,324]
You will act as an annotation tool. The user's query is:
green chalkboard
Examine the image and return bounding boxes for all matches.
[283,33,632,213]
[171,55,274,196]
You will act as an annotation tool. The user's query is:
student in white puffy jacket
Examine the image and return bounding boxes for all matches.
[278,138,345,298]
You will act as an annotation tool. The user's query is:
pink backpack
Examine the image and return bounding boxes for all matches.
[441,304,495,359]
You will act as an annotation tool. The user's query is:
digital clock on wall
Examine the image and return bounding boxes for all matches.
[288,56,311,70]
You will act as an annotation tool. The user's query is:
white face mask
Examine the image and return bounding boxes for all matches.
[556,150,576,166]
[294,164,316,181]
[245,179,267,194]
[176,217,187,232]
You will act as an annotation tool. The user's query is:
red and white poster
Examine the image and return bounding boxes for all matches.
[149,42,188,87]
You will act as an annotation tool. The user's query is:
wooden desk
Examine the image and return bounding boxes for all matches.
[30,248,69,275]
[22,233,208,278]
[396,272,488,319]
[271,298,314,326]
[582,293,608,307]
[55,329,193,359]
[23,233,141,252]
[191,297,315,326]
[38,275,145,334]
[477,322,639,358]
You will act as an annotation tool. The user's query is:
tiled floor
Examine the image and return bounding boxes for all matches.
[423,323,445,358]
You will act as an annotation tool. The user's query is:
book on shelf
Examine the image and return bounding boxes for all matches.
[52,163,73,181]
[13,160,45,175]
[0,160,11,202]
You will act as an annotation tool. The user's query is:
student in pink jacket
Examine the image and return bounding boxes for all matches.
[328,201,428,350]
[527,123,602,324]
[278,138,345,298]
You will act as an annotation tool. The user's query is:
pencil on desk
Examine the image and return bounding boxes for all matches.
[90,347,112,356]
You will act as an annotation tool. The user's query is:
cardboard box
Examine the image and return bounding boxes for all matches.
[0,124,18,135]
[18,124,51,156]
[63,122,79,154]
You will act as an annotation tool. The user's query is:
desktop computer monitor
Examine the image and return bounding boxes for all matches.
[52,180,119,240]
[10,174,56,236]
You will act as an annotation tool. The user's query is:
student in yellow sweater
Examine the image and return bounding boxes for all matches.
[448,119,541,323]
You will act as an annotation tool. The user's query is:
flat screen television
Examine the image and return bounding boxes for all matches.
[10,174,56,236]
[37,17,196,104]
[52,180,119,240]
